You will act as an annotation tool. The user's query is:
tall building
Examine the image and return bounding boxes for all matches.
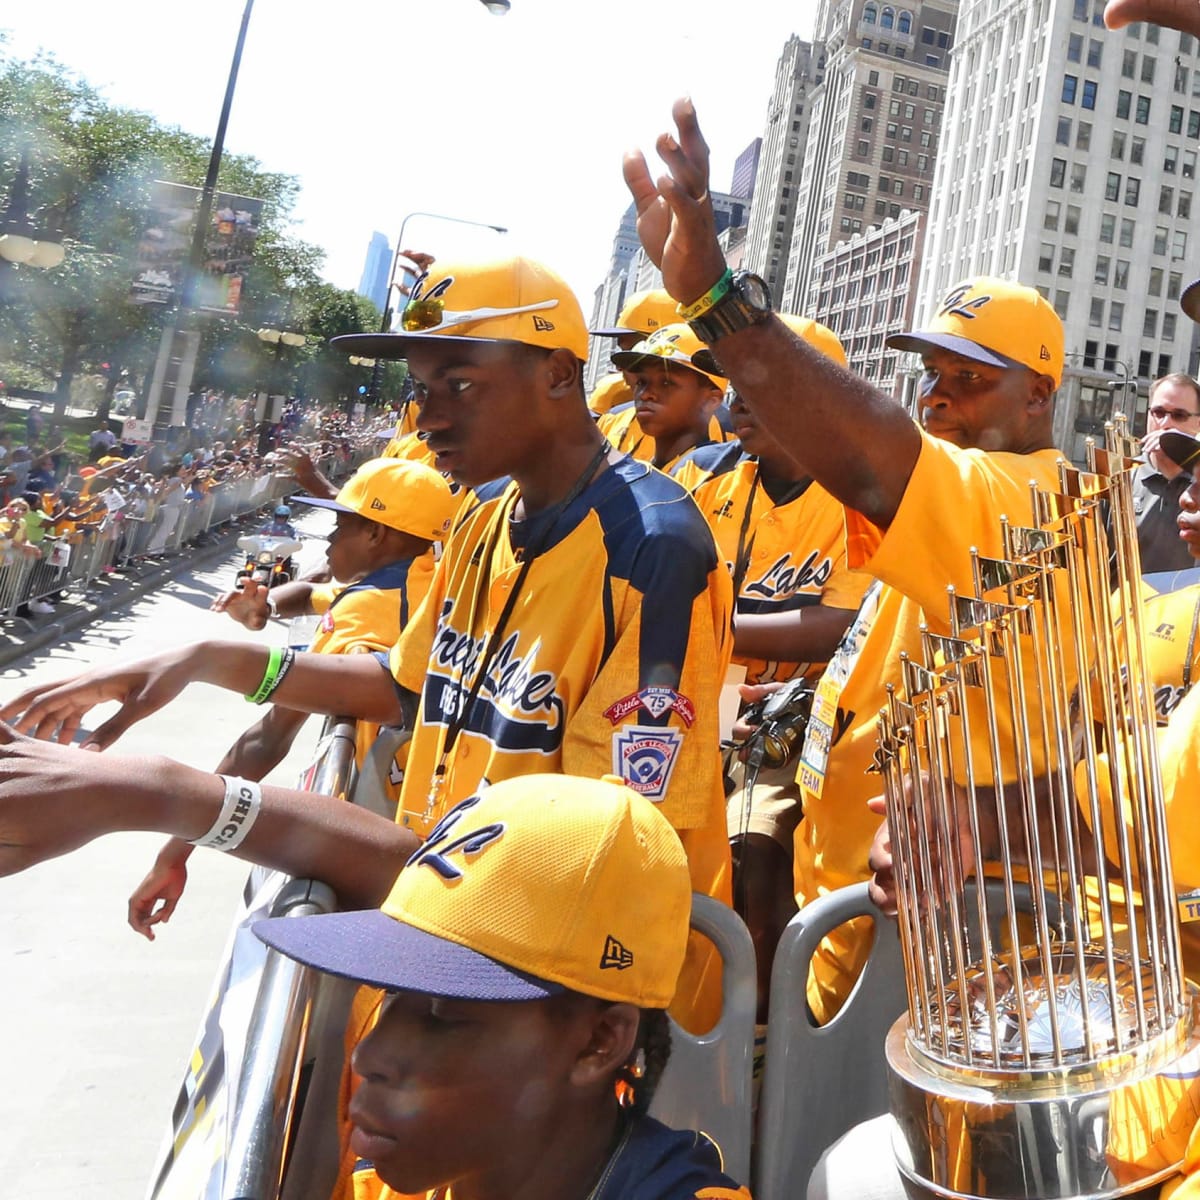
[744,36,823,300]
[782,0,957,386]
[357,231,392,312]
[585,205,642,392]
[731,138,763,202]
[915,0,1200,460]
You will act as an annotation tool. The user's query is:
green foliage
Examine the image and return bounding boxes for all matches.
[0,47,379,421]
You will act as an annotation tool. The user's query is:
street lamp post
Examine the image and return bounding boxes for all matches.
[255,324,306,436]
[365,211,508,405]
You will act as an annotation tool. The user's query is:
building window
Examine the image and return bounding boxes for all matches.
[1065,204,1081,234]
[856,140,870,155]
[1149,266,1163,294]
[1111,129,1126,158]
[901,126,912,141]
[1161,184,1175,213]
[881,5,895,28]
[1109,301,1124,331]
[913,183,924,200]
[1144,309,1159,337]
[923,108,935,125]
[1071,163,1088,192]
[1120,218,1136,247]
[1154,225,1169,255]
[1106,171,1122,201]
[1057,117,1072,145]
[1054,290,1071,319]
[1181,191,1193,219]
[1117,89,1132,119]
[1039,242,1056,273]
[920,131,933,147]
[1174,229,1188,259]
[1063,75,1078,104]
[869,70,880,84]
[1114,259,1130,288]
[1060,247,1076,277]
[1076,121,1092,149]
[1068,32,1083,61]
[1088,38,1103,67]
[1165,144,1180,173]
[890,98,902,115]
[1184,150,1197,179]
[1141,54,1156,83]
[1090,296,1105,326]
[1171,105,1185,133]
[1100,212,1116,243]
[1125,176,1140,205]
[1075,0,1090,18]
[898,10,912,33]
[1131,136,1146,165]
[904,103,915,119]
[897,150,909,165]
[893,179,904,195]
[1179,62,1192,93]
[1095,254,1111,283]
[874,199,888,216]
[917,154,929,170]
[1190,111,1200,138]
[862,117,874,131]
[882,145,895,162]
[1170,271,1183,299]
[864,1,878,20]
[1164,312,1178,340]
[864,92,878,109]
[1082,80,1098,109]
[1136,94,1151,123]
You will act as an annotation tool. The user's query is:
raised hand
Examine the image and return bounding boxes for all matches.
[1105,0,1200,35]
[212,575,270,630]
[622,97,729,305]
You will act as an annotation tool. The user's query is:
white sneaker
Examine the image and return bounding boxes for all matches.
[28,600,55,615]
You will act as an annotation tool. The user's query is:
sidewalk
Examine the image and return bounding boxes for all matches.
[0,519,257,672]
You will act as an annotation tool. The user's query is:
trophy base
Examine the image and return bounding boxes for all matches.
[887,989,1200,1200]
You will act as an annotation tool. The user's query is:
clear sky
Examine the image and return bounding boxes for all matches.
[2,0,817,312]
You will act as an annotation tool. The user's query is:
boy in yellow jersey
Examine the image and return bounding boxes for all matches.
[0,257,733,1026]
[609,323,729,472]
[624,103,1072,1026]
[670,316,873,1026]
[255,773,751,1200]
[125,456,458,942]
[588,287,678,416]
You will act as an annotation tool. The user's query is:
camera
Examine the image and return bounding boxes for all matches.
[740,675,815,771]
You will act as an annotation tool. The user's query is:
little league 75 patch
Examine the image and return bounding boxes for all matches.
[612,724,683,800]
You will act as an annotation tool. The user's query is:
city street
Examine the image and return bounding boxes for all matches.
[0,514,334,1198]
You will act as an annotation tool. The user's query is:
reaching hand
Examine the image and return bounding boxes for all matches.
[622,97,729,305]
[0,645,199,749]
[1105,0,1200,35]
[128,843,191,941]
[212,576,270,630]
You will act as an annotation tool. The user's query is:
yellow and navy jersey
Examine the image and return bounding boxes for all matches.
[308,553,434,767]
[598,400,733,465]
[352,1113,752,1200]
[674,443,872,685]
[588,370,633,417]
[388,452,733,1032]
[795,433,1069,1023]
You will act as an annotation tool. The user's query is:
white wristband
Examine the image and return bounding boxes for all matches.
[190,775,262,852]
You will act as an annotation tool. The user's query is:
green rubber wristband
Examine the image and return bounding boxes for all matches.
[246,645,284,704]
[676,269,734,322]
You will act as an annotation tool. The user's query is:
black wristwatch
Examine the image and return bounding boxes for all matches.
[688,271,774,345]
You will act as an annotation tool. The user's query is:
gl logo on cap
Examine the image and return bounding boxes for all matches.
[938,283,992,321]
[408,794,506,881]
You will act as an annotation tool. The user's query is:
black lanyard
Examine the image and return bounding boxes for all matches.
[423,440,611,816]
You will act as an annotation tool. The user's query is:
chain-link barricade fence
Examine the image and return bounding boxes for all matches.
[0,447,372,629]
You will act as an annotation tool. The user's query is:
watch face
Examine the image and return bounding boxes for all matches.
[740,274,772,310]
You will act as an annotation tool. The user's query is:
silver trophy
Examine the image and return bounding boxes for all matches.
[880,427,1200,1199]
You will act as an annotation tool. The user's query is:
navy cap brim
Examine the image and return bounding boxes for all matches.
[1181,279,1200,324]
[886,330,1026,374]
[610,347,725,379]
[290,493,354,516]
[252,908,563,1001]
[589,324,639,338]
[1156,430,1200,475]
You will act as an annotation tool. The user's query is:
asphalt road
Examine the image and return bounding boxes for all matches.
[0,512,335,1198]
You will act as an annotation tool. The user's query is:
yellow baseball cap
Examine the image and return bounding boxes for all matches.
[778,314,848,368]
[588,371,633,416]
[293,457,457,542]
[331,256,590,362]
[253,774,692,1008]
[887,276,1064,388]
[610,323,729,389]
[590,288,678,338]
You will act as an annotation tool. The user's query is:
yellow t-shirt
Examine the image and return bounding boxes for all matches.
[307,553,435,767]
[388,455,733,1031]
[681,447,872,685]
[795,432,1068,1023]
[1129,573,1200,724]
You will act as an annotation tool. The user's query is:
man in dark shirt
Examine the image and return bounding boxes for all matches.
[1134,373,1200,572]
